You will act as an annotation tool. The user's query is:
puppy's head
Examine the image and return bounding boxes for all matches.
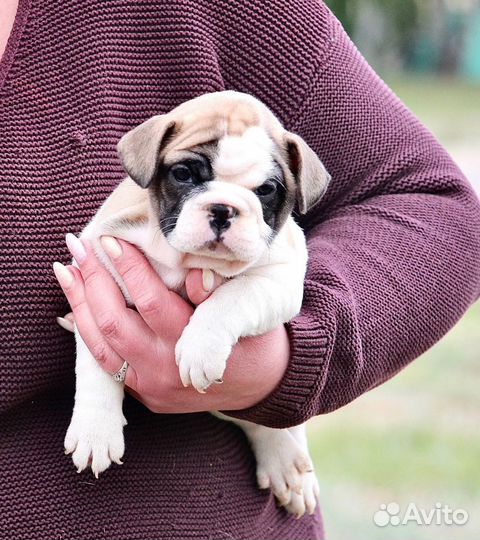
[117,91,330,273]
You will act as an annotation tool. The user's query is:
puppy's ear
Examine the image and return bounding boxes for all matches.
[284,132,331,214]
[117,115,176,188]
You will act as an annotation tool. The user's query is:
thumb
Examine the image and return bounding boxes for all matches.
[185,269,222,306]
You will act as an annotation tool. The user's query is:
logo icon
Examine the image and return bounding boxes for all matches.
[373,502,401,527]
[373,502,469,527]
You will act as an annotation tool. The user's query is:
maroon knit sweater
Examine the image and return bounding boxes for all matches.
[1,1,479,539]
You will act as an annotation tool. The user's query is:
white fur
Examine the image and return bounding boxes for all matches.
[169,181,270,267]
[64,333,126,477]
[215,415,320,517]
[214,127,276,187]
[66,124,319,516]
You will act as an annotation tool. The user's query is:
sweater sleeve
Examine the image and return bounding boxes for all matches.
[226,14,480,428]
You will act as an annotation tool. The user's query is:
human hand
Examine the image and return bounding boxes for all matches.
[54,235,290,413]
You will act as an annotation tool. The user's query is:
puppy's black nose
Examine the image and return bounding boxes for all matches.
[208,204,238,235]
[209,204,237,221]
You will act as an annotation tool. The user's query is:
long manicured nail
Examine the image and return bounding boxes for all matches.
[100,236,123,260]
[57,316,75,333]
[65,233,87,264]
[53,262,74,289]
[202,269,215,292]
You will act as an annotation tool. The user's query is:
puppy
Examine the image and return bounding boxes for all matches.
[63,91,330,517]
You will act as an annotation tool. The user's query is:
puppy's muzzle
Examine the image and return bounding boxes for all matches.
[207,203,239,237]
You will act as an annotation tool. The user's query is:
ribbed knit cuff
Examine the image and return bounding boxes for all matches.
[223,284,334,429]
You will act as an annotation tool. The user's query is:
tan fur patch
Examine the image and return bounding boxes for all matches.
[225,101,259,136]
[95,178,148,224]
[93,178,151,239]
[161,92,281,163]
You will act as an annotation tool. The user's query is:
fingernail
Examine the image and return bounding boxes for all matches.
[65,233,87,264]
[65,313,75,323]
[57,316,75,333]
[101,236,123,260]
[202,269,215,292]
[53,262,74,289]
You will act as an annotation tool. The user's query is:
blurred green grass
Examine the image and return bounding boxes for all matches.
[307,76,480,540]
[385,75,480,144]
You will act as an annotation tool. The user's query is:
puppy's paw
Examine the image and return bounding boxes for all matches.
[254,430,314,513]
[284,472,320,518]
[175,324,232,392]
[64,406,127,478]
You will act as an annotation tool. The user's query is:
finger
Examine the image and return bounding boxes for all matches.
[66,233,127,311]
[65,234,158,363]
[100,235,192,334]
[53,262,138,390]
[185,269,222,306]
[57,314,75,332]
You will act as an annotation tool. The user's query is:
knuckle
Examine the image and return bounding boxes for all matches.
[135,293,161,317]
[120,260,144,287]
[69,296,86,312]
[90,341,111,366]
[97,312,121,339]
[82,268,101,290]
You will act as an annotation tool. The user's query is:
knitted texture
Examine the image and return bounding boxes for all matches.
[0,0,479,539]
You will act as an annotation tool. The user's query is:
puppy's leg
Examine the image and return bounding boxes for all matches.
[284,424,320,517]
[175,269,303,392]
[215,413,315,516]
[64,330,126,477]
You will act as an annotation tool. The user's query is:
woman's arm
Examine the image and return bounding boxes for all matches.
[226,13,480,428]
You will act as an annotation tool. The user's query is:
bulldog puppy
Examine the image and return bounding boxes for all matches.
[64,91,330,517]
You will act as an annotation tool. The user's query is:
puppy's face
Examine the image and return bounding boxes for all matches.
[153,127,293,263]
[117,91,330,269]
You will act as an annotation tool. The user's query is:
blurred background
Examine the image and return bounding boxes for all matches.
[308,1,480,538]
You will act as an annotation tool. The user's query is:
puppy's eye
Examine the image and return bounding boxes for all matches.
[171,164,193,183]
[255,180,277,198]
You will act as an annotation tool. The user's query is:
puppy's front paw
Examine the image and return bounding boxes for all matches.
[64,406,127,478]
[175,324,232,392]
